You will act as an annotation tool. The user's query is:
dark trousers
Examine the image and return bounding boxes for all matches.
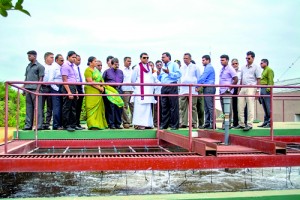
[232,88,248,126]
[197,95,204,126]
[260,88,271,124]
[51,88,62,129]
[61,85,77,128]
[153,96,162,127]
[203,87,216,126]
[41,85,53,127]
[75,85,84,127]
[24,89,43,129]
[103,97,123,128]
[160,84,179,129]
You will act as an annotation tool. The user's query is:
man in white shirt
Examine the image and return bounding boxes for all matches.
[41,52,54,130]
[237,51,261,131]
[179,53,201,128]
[120,56,134,129]
[48,54,64,130]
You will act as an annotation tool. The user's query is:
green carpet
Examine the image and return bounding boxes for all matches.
[14,127,300,140]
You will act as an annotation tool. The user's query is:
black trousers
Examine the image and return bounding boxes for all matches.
[41,85,53,127]
[51,88,62,129]
[61,85,77,128]
[103,87,123,128]
[160,84,179,129]
[75,85,84,126]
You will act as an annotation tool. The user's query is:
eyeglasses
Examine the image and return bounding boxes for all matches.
[142,57,149,59]
[232,63,238,65]
[97,65,102,67]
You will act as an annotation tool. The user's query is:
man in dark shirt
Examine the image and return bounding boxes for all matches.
[103,57,124,129]
[23,50,45,130]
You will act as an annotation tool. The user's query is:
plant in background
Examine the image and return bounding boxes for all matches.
[0,82,26,127]
[0,0,30,17]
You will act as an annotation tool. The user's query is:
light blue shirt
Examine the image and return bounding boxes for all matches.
[197,63,215,85]
[158,61,181,83]
[48,62,62,91]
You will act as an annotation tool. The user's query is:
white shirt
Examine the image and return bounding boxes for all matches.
[48,62,62,91]
[121,66,134,91]
[241,63,261,85]
[179,63,201,95]
[43,63,52,83]
[73,64,82,82]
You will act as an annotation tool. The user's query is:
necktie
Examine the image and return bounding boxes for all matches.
[77,66,82,82]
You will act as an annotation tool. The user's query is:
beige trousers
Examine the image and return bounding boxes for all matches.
[179,96,198,126]
[238,87,256,126]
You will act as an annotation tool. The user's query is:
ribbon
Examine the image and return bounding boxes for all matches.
[139,62,150,100]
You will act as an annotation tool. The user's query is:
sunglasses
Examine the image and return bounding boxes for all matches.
[97,65,102,67]
[142,57,149,59]
[59,60,64,62]
[232,63,238,65]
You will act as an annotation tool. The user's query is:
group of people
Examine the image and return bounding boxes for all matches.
[22,50,274,132]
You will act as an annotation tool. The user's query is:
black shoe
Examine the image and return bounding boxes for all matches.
[116,126,123,129]
[110,126,116,129]
[43,126,50,130]
[258,123,267,127]
[159,126,166,129]
[179,125,187,128]
[234,125,245,129]
[263,123,271,128]
[66,127,75,132]
[145,127,153,129]
[77,125,86,129]
[75,126,83,130]
[22,127,32,130]
[170,127,178,130]
[243,126,252,131]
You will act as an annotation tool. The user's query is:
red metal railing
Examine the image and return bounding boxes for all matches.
[3,81,300,154]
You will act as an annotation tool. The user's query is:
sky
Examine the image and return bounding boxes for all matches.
[0,0,299,83]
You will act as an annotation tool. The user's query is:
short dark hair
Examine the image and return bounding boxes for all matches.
[162,52,171,60]
[87,56,96,66]
[106,55,114,63]
[202,55,211,62]
[124,56,131,62]
[155,60,162,65]
[44,52,54,60]
[220,54,229,60]
[184,53,192,58]
[191,60,196,64]
[261,59,269,65]
[246,51,255,58]
[67,51,76,58]
[140,52,148,58]
[111,57,119,65]
[76,54,80,58]
[55,54,63,61]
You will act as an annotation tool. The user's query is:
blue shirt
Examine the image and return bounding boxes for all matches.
[102,68,124,84]
[197,63,215,85]
[158,61,181,83]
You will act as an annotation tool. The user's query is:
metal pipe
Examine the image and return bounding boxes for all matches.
[4,82,9,154]
[270,87,274,141]
[282,99,285,122]
[157,95,160,136]
[188,85,193,152]
[16,89,20,139]
[35,92,38,147]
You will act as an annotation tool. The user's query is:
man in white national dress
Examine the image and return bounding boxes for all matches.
[131,52,158,130]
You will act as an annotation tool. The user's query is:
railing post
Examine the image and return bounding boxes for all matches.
[157,95,160,137]
[4,82,9,154]
[282,99,285,122]
[270,86,274,141]
[35,92,39,147]
[188,85,193,152]
[213,95,216,131]
[16,89,20,139]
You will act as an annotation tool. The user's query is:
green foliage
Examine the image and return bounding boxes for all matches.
[0,82,25,127]
[0,0,30,17]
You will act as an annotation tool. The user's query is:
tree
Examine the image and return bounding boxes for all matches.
[0,82,26,127]
[0,0,30,17]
